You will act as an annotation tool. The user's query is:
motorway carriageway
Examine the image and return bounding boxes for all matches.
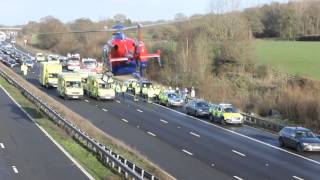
[9,58,320,180]
[0,84,90,180]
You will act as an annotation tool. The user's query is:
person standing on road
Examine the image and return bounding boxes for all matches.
[147,85,154,103]
[184,87,189,102]
[190,87,195,99]
[21,63,28,76]
[142,84,148,100]
[121,83,127,100]
[175,87,180,95]
[134,84,141,102]
[115,83,121,98]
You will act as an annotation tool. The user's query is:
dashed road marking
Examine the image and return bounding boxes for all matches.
[160,119,168,124]
[116,100,121,103]
[177,126,181,129]
[137,109,143,113]
[84,99,89,103]
[121,118,128,123]
[12,166,18,174]
[182,149,193,156]
[233,176,243,180]
[151,102,320,166]
[102,109,108,112]
[147,132,156,137]
[232,150,246,157]
[292,176,304,180]
[0,143,4,149]
[190,132,200,138]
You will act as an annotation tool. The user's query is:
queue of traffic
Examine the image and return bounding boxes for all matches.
[1,43,320,153]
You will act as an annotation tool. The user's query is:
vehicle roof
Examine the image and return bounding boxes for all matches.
[283,127,311,131]
[59,72,81,79]
[219,103,233,107]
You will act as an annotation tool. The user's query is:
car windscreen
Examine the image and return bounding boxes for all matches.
[224,107,239,113]
[99,83,111,89]
[48,73,59,78]
[66,81,81,88]
[296,130,316,138]
[197,102,210,108]
[84,61,96,66]
[168,93,178,99]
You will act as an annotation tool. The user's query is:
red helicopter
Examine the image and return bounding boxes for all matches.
[102,24,161,76]
[37,20,186,77]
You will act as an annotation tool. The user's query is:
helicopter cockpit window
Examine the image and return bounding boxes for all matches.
[113,32,126,40]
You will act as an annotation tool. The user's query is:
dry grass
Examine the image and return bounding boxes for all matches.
[0,63,174,180]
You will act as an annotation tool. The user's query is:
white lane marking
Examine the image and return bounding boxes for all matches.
[151,102,320,165]
[0,85,95,180]
[182,149,193,156]
[177,126,181,129]
[102,109,108,112]
[0,143,4,149]
[116,100,121,103]
[232,150,246,157]
[160,119,168,124]
[190,132,200,138]
[233,176,244,180]
[121,118,128,123]
[84,99,89,103]
[137,109,143,113]
[147,132,156,137]
[12,166,18,174]
[293,176,304,180]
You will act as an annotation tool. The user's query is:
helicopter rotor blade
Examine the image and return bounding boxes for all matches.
[36,18,190,35]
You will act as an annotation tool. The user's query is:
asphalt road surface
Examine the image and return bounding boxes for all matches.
[0,86,90,180]
[7,46,320,180]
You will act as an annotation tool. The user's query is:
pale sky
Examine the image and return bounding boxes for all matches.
[0,0,287,26]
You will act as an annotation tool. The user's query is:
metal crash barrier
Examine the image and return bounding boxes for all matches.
[0,68,159,180]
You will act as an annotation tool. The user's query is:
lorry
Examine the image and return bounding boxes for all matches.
[57,73,84,99]
[84,74,115,100]
[38,62,62,88]
[81,58,97,72]
[66,53,81,71]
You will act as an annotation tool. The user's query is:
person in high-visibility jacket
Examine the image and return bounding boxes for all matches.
[111,82,116,91]
[154,85,161,102]
[115,83,121,97]
[142,84,148,100]
[147,85,155,103]
[134,84,141,101]
[121,83,127,99]
[131,81,137,95]
[20,63,28,76]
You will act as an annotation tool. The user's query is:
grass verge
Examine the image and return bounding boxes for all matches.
[0,76,121,180]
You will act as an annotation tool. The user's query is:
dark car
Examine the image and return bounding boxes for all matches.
[279,127,320,152]
[185,100,211,117]
[5,59,19,68]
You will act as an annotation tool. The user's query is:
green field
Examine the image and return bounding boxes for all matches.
[254,40,320,79]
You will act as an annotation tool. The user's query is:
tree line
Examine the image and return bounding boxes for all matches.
[244,0,320,40]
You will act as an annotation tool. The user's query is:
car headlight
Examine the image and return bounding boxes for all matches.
[302,143,310,146]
